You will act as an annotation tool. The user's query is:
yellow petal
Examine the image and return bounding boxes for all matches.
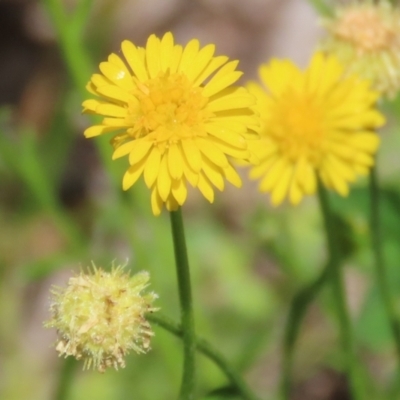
[196,138,228,168]
[171,178,187,205]
[259,158,289,192]
[121,40,148,82]
[108,53,129,71]
[181,139,202,172]
[208,87,255,111]
[157,154,172,201]
[169,45,183,74]
[289,178,303,205]
[144,147,161,187]
[112,140,136,159]
[202,158,224,191]
[151,188,163,216]
[185,44,215,82]
[129,140,153,165]
[123,160,146,190]
[99,62,134,90]
[353,152,374,166]
[160,32,174,72]
[82,99,101,112]
[295,157,316,195]
[322,166,349,196]
[209,137,250,160]
[96,103,127,118]
[307,53,343,96]
[205,123,247,149]
[182,154,199,186]
[103,117,130,127]
[91,74,111,89]
[325,155,356,182]
[259,59,299,97]
[271,165,293,205]
[193,55,229,87]
[86,81,98,95]
[178,39,200,74]
[223,163,242,188]
[166,195,180,212]
[249,154,277,180]
[146,34,161,79]
[168,144,183,179]
[202,61,242,97]
[84,125,116,138]
[348,132,380,152]
[197,173,214,203]
[95,85,132,103]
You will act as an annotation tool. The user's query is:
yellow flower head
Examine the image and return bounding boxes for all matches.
[45,265,158,372]
[246,52,385,206]
[320,0,400,98]
[83,32,259,215]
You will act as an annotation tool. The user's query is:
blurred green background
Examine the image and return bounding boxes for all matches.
[1,0,400,399]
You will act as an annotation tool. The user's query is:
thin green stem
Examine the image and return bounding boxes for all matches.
[281,264,330,399]
[148,313,261,400]
[369,166,400,368]
[317,182,365,400]
[53,357,77,400]
[169,209,196,400]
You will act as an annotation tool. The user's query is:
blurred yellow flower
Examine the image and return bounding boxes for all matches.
[321,0,400,98]
[46,265,158,372]
[246,52,385,206]
[83,32,259,215]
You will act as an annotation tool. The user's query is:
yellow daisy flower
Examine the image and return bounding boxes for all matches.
[83,32,259,215]
[320,0,400,98]
[246,52,385,206]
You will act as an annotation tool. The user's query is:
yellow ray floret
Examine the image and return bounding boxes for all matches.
[246,52,385,206]
[82,32,259,215]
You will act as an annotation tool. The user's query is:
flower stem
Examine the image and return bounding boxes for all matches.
[369,166,400,364]
[148,313,260,400]
[169,209,196,400]
[53,357,77,400]
[317,182,365,400]
[281,264,330,399]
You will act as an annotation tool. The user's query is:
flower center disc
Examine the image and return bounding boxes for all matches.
[335,9,394,53]
[130,72,211,145]
[272,91,324,164]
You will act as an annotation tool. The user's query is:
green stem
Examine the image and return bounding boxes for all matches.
[369,166,400,367]
[148,313,260,400]
[317,182,364,400]
[169,209,196,400]
[281,264,330,399]
[53,357,77,400]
